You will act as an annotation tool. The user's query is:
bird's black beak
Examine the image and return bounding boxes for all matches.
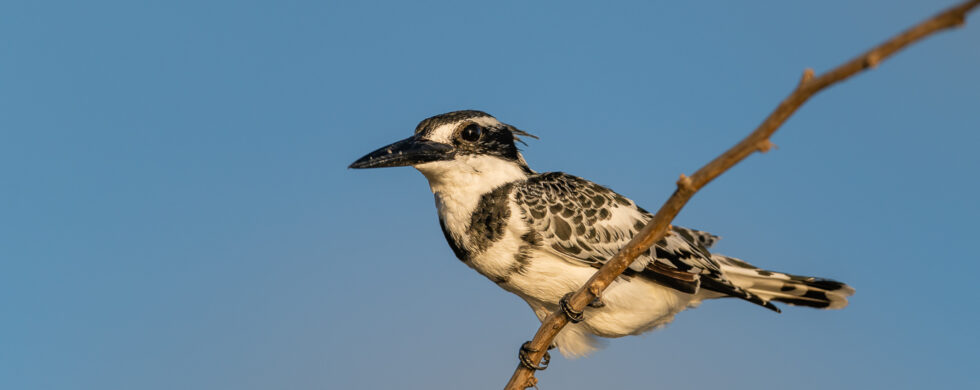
[348,135,455,169]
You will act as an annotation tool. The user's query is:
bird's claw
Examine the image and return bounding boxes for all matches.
[518,341,550,371]
[588,296,605,308]
[560,293,585,323]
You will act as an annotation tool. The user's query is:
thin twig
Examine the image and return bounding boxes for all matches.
[504,1,979,388]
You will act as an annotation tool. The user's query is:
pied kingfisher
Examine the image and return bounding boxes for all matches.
[350,110,854,359]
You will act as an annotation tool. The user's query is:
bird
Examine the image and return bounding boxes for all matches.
[349,110,854,364]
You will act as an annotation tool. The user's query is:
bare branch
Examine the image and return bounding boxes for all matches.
[504,1,980,388]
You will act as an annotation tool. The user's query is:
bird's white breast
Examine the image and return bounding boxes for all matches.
[415,155,530,278]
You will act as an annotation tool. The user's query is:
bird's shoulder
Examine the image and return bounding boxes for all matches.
[513,171,633,215]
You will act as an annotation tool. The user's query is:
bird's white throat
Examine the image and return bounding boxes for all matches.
[414,155,529,236]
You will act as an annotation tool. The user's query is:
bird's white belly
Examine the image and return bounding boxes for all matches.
[501,250,698,338]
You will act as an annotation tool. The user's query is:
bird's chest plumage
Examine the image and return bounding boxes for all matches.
[434,183,531,284]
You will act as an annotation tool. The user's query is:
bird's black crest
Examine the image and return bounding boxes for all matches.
[414,110,492,135]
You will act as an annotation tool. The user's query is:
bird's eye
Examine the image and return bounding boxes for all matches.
[460,124,483,142]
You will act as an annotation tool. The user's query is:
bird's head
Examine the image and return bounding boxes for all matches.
[349,110,537,186]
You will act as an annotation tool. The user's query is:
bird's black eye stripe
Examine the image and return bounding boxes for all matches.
[460,124,483,142]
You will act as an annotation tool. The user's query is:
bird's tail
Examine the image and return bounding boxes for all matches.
[713,255,855,310]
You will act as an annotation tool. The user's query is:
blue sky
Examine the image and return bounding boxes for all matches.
[2,1,978,389]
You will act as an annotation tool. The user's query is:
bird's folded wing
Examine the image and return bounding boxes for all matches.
[513,172,726,294]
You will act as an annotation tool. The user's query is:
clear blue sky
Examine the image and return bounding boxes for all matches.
[2,1,978,389]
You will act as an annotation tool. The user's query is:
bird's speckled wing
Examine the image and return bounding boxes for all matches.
[513,172,778,310]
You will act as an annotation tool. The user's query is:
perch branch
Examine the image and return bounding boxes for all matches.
[504,1,979,389]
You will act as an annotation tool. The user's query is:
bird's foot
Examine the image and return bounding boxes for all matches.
[587,285,605,308]
[559,293,585,323]
[518,341,550,371]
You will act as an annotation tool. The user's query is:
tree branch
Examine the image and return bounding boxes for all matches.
[504,1,979,388]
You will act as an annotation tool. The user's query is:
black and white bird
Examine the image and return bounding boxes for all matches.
[350,110,854,359]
